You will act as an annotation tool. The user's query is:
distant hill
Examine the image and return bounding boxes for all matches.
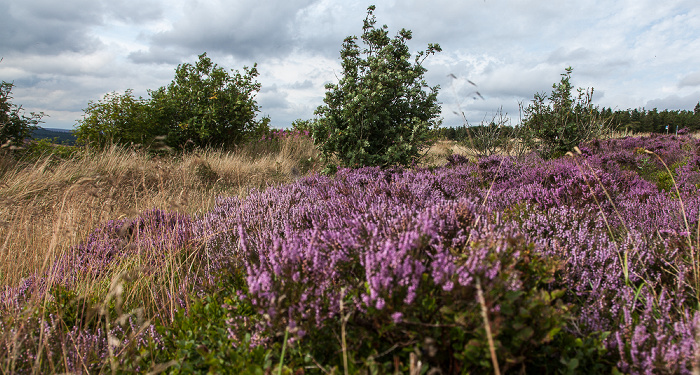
[31,127,77,145]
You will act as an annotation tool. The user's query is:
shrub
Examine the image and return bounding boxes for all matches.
[0,79,44,148]
[313,5,442,171]
[520,67,614,159]
[74,53,269,151]
[149,53,269,149]
[74,89,156,148]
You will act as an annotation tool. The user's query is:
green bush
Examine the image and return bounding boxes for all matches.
[521,67,613,159]
[313,5,442,171]
[149,53,269,149]
[0,80,44,148]
[74,53,269,151]
[74,89,156,148]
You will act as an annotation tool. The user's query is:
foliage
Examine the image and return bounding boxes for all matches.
[290,118,316,134]
[74,53,268,150]
[0,80,44,148]
[126,283,275,375]
[74,89,155,148]
[521,67,614,159]
[149,53,269,149]
[21,137,79,163]
[313,5,442,171]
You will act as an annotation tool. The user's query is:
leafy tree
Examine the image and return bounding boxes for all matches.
[74,53,268,150]
[521,67,612,159]
[313,5,442,171]
[149,53,269,149]
[0,80,44,148]
[74,89,155,147]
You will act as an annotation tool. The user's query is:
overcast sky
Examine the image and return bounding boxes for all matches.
[1,0,699,130]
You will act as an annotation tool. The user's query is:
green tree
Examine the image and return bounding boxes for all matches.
[0,80,44,148]
[521,67,612,159]
[313,5,442,171]
[149,53,269,149]
[74,89,155,147]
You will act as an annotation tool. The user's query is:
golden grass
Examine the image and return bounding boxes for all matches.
[0,135,319,289]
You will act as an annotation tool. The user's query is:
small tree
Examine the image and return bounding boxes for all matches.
[521,67,613,159]
[74,89,155,147]
[313,5,442,171]
[149,53,269,149]
[0,80,44,148]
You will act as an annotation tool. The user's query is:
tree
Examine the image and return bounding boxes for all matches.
[74,89,155,147]
[149,53,269,149]
[0,80,44,148]
[313,5,442,171]
[74,53,268,150]
[521,67,612,159]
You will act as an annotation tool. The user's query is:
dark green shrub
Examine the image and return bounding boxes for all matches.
[521,67,614,159]
[124,276,277,375]
[313,5,442,171]
[22,137,79,163]
[287,236,613,374]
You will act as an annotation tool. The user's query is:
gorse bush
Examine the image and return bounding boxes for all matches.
[521,67,614,159]
[75,53,269,150]
[313,5,442,172]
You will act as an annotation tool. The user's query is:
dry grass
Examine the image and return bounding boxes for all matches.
[0,135,319,289]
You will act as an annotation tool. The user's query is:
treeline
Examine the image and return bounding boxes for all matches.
[435,102,700,141]
[599,104,700,133]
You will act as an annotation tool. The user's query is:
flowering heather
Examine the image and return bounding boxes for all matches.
[3,133,700,372]
[197,133,700,373]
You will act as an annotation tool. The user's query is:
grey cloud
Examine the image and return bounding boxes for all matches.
[0,0,103,55]
[646,92,700,111]
[289,79,314,89]
[679,71,700,88]
[129,46,185,65]
[138,0,319,62]
[104,0,164,23]
[259,84,290,111]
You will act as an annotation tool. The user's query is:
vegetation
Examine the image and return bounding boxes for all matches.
[3,4,700,374]
[0,79,44,148]
[519,67,614,159]
[312,5,442,172]
[74,53,269,150]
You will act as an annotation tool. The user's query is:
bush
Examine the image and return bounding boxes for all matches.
[521,67,613,159]
[74,53,269,151]
[313,5,442,171]
[0,79,44,148]
[150,53,269,149]
[74,89,155,148]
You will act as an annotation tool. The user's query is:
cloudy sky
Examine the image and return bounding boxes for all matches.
[1,0,699,130]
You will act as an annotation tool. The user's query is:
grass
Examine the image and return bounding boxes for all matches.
[0,134,320,290]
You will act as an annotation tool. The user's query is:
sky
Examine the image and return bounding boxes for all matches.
[1,0,699,131]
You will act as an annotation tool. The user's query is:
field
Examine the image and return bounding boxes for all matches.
[1,132,699,374]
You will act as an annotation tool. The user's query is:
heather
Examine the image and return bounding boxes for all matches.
[2,133,700,373]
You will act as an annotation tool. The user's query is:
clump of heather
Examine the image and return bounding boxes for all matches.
[196,133,700,373]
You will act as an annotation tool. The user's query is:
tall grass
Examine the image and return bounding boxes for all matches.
[0,134,318,290]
